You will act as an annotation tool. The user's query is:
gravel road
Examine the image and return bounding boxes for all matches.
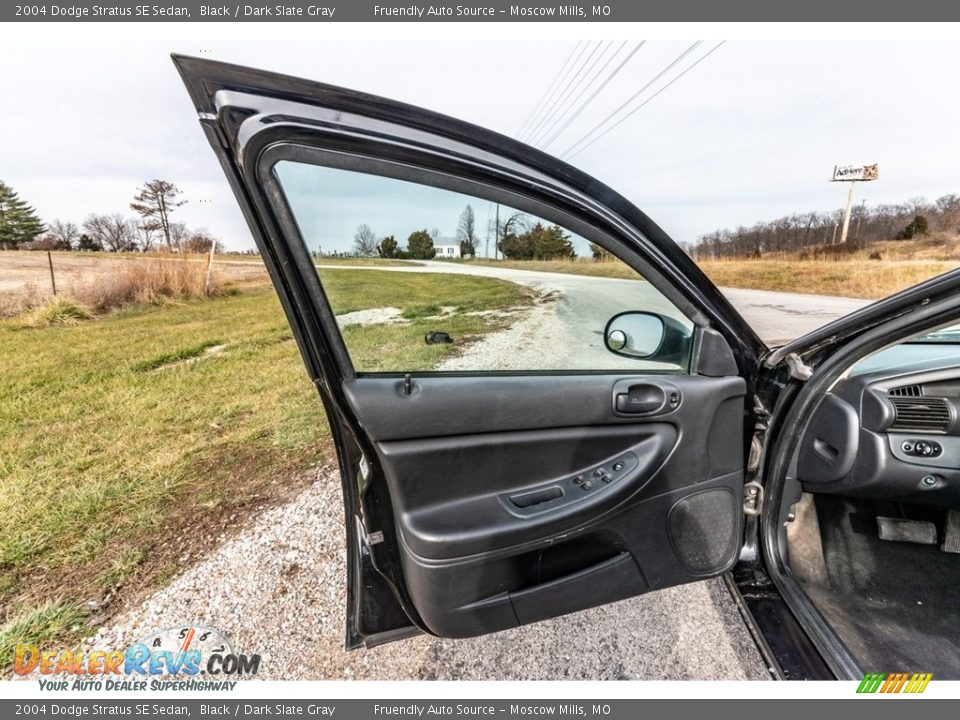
[321,260,871,346]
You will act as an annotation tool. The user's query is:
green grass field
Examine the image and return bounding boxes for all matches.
[0,268,529,666]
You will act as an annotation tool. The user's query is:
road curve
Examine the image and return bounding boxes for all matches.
[319,259,871,347]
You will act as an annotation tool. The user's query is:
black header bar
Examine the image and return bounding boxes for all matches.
[5,0,960,22]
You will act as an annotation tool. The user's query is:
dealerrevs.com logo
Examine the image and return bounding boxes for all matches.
[14,626,260,691]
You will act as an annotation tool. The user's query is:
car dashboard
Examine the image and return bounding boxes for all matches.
[796,346,960,506]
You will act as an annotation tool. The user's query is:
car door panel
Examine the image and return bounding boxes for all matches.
[174,55,761,648]
[346,373,745,636]
[400,473,742,637]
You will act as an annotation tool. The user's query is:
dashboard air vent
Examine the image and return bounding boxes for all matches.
[889,397,952,432]
[889,385,922,397]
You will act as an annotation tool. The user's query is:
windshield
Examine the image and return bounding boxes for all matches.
[908,323,960,344]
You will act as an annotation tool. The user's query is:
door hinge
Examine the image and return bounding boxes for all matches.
[355,515,384,554]
[743,481,764,516]
[782,353,813,381]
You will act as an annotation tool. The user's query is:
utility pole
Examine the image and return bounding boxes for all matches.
[494,203,500,261]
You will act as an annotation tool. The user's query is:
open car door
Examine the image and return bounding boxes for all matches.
[174,55,767,649]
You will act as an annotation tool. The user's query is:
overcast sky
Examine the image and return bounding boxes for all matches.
[1,39,958,253]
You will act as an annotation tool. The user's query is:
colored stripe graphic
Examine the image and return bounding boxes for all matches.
[857,672,932,694]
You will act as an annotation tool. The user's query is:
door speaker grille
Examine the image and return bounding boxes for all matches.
[667,488,738,574]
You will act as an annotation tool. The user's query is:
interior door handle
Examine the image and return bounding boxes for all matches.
[615,384,667,414]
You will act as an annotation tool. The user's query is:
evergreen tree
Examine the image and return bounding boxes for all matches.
[0,181,45,248]
[406,229,436,259]
[500,223,576,260]
[377,235,399,258]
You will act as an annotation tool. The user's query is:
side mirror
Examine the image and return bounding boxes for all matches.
[604,311,692,364]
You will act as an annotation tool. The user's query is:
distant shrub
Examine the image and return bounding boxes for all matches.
[896,215,930,240]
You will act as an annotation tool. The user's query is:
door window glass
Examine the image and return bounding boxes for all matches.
[273,160,695,374]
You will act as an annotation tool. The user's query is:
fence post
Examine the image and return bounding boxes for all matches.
[47,251,57,296]
[204,248,215,296]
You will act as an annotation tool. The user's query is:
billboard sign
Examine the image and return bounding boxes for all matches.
[832,163,879,181]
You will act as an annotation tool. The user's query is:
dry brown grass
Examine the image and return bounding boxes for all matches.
[0,282,42,317]
[72,256,221,312]
[696,259,960,299]
[0,256,223,320]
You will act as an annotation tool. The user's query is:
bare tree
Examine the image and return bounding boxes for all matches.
[686,192,960,260]
[134,224,159,253]
[456,205,478,257]
[83,213,137,252]
[352,224,378,257]
[47,220,80,249]
[130,179,187,251]
[167,221,191,252]
[182,229,223,254]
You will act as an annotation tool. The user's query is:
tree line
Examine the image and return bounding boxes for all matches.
[686,193,960,260]
[0,179,223,254]
[350,204,577,261]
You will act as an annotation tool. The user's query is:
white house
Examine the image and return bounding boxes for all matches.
[433,242,462,259]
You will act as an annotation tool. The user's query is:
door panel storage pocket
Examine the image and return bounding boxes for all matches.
[509,551,647,625]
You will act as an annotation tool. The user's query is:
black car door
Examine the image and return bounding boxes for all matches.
[174,55,766,649]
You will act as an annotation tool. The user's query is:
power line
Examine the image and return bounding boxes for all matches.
[523,40,602,143]
[539,40,646,151]
[559,41,704,159]
[564,41,726,160]
[560,41,702,158]
[514,41,582,141]
[527,39,617,147]
[519,41,588,143]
